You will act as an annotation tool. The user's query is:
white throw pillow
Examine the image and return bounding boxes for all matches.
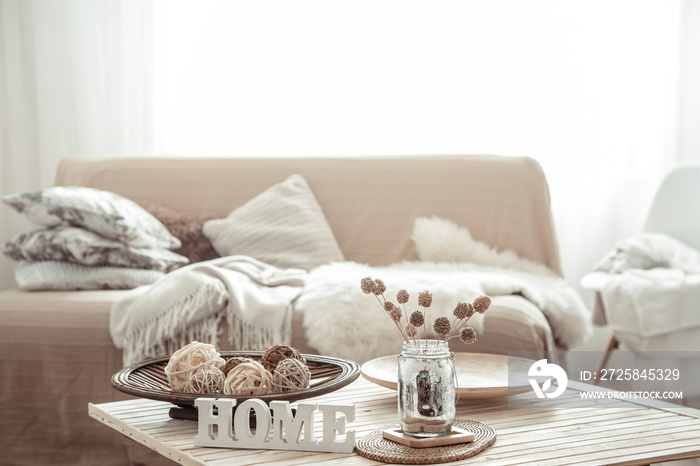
[2,186,181,249]
[412,216,556,277]
[203,174,344,270]
[14,260,165,291]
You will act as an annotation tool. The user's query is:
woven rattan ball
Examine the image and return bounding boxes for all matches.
[272,358,311,393]
[221,357,255,375]
[164,341,225,391]
[260,345,306,372]
[223,361,273,396]
[184,365,225,394]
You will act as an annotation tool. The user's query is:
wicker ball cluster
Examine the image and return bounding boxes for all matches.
[165,342,311,395]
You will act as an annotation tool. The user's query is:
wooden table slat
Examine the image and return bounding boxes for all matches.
[90,376,700,465]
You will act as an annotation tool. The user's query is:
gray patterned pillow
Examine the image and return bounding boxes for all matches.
[1,226,188,273]
[2,187,181,249]
[203,174,344,270]
[14,260,165,291]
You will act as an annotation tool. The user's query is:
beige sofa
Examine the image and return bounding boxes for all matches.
[0,155,561,466]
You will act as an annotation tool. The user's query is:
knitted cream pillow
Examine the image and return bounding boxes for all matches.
[14,260,164,291]
[203,174,344,271]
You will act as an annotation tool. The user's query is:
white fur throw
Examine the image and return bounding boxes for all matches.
[297,261,590,364]
[412,216,557,277]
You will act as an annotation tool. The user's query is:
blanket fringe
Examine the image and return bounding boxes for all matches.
[120,282,293,366]
[122,316,220,367]
[226,310,291,351]
[121,285,225,367]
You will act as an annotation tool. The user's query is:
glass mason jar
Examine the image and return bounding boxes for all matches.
[397,340,456,437]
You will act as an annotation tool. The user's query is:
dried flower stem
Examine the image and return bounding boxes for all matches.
[380,295,410,343]
[361,277,488,347]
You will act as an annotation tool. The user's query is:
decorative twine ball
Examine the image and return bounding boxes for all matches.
[260,345,306,372]
[223,361,273,396]
[221,357,255,375]
[164,341,225,392]
[272,358,311,393]
[184,365,225,394]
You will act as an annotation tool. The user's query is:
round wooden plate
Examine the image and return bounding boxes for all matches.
[112,351,361,408]
[361,352,534,402]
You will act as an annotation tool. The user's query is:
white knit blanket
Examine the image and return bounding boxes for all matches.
[110,256,307,366]
[296,261,591,363]
[582,233,700,345]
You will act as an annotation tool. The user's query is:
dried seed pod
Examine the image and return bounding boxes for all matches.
[404,323,418,337]
[453,302,471,319]
[373,278,387,295]
[460,327,477,344]
[473,295,491,314]
[418,291,433,308]
[360,277,376,294]
[433,316,451,336]
[409,310,425,327]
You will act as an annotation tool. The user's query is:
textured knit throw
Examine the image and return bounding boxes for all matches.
[109,256,307,366]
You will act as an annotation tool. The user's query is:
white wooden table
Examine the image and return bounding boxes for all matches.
[89,377,700,465]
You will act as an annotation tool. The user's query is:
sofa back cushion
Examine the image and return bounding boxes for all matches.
[54,155,561,274]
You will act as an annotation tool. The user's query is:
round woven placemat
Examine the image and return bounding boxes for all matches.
[356,419,496,464]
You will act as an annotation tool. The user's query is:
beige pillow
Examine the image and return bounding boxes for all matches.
[137,201,219,264]
[203,174,344,270]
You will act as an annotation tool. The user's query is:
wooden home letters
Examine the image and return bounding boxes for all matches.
[193,398,355,453]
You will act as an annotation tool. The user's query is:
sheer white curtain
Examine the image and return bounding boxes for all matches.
[0,0,153,289]
[152,0,686,292]
[0,0,697,297]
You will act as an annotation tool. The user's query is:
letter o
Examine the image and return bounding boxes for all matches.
[234,399,271,445]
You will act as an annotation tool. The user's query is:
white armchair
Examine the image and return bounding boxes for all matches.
[581,166,700,380]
